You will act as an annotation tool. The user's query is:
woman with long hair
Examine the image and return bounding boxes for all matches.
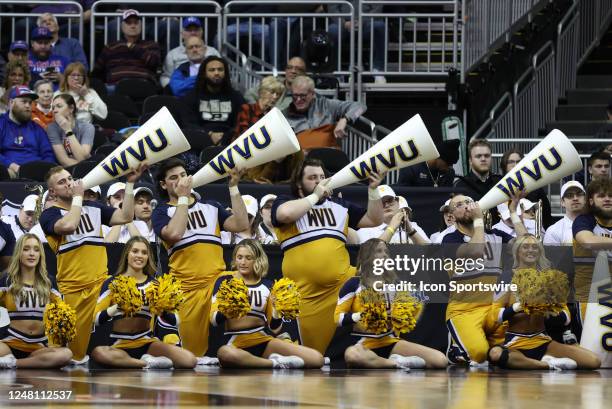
[0,60,31,114]
[213,239,324,368]
[58,62,107,123]
[334,239,447,369]
[488,234,600,370]
[47,93,94,166]
[0,234,73,369]
[91,237,197,369]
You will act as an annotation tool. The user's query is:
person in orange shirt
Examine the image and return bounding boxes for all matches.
[31,79,54,129]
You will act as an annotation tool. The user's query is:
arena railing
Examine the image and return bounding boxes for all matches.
[89,0,222,70]
[0,1,84,45]
[577,0,612,66]
[222,0,356,100]
[489,137,612,217]
[461,0,552,82]
[356,1,460,96]
[556,1,579,99]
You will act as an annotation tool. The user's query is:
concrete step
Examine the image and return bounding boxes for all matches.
[545,120,608,136]
[556,104,609,121]
[567,89,612,105]
[576,75,612,89]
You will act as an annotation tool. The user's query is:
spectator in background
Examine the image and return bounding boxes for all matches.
[104,186,155,243]
[7,41,29,64]
[543,181,586,246]
[233,76,302,183]
[182,56,245,146]
[0,86,56,179]
[1,194,37,240]
[37,13,88,69]
[244,57,307,110]
[283,75,366,151]
[28,27,69,89]
[429,199,456,244]
[92,10,161,90]
[221,195,260,244]
[162,17,220,88]
[454,138,501,201]
[31,80,55,129]
[58,62,107,123]
[597,103,612,151]
[258,194,278,244]
[46,93,93,167]
[0,60,31,114]
[398,139,459,187]
[500,148,552,228]
[169,37,207,97]
[587,150,611,181]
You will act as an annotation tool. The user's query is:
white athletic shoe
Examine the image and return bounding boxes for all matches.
[324,357,331,366]
[141,354,174,369]
[0,354,16,369]
[197,356,220,366]
[69,355,89,366]
[268,353,305,369]
[389,354,425,369]
[542,355,577,371]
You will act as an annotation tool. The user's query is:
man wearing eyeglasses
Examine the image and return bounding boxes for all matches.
[283,75,366,152]
[443,193,527,365]
[37,13,88,70]
[244,57,307,111]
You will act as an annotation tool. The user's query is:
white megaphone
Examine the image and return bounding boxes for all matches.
[327,114,439,189]
[192,107,300,187]
[478,130,582,211]
[82,107,191,189]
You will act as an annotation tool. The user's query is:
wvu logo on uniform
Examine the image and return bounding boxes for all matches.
[18,292,44,309]
[75,214,95,235]
[307,208,337,227]
[249,290,263,307]
[187,210,207,231]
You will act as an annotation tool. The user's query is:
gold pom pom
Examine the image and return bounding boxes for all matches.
[512,268,569,315]
[217,277,251,319]
[358,288,389,334]
[271,278,300,319]
[162,334,180,345]
[109,276,143,317]
[44,300,77,347]
[390,292,422,335]
[146,274,185,316]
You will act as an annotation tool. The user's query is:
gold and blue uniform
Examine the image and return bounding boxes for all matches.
[572,214,612,323]
[40,200,115,360]
[0,275,63,357]
[93,275,179,358]
[334,277,401,357]
[442,228,513,363]
[271,195,366,353]
[152,199,231,356]
[210,274,282,356]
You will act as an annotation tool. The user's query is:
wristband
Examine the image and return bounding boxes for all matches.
[368,188,381,201]
[72,196,83,207]
[177,196,189,206]
[65,130,74,137]
[229,185,239,195]
[305,193,319,207]
[511,213,521,225]
[473,218,484,228]
[385,226,396,235]
[124,182,134,196]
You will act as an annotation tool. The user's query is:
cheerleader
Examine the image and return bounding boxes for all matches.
[335,239,447,369]
[91,237,197,369]
[0,234,73,369]
[488,234,600,370]
[212,239,324,369]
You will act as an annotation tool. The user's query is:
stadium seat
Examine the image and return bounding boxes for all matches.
[116,78,160,101]
[92,130,110,150]
[94,144,118,158]
[18,161,57,181]
[142,95,184,115]
[105,95,140,120]
[307,148,349,174]
[72,160,99,179]
[97,110,131,131]
[89,77,108,101]
[138,112,156,126]
[184,128,214,151]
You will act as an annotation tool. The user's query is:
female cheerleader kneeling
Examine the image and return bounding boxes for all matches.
[91,237,197,369]
[212,239,324,369]
[488,234,600,370]
[335,239,447,369]
[0,234,73,369]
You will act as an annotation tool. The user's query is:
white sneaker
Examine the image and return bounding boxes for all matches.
[542,355,577,370]
[372,69,387,84]
[268,353,304,369]
[0,354,16,369]
[141,354,173,369]
[324,357,331,366]
[69,355,89,366]
[197,356,220,366]
[389,354,425,369]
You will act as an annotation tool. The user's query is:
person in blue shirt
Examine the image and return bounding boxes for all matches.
[0,86,56,178]
[37,13,88,70]
[169,36,206,97]
[27,27,69,90]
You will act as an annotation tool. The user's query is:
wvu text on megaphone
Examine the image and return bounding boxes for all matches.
[350,139,419,179]
[101,128,169,177]
[207,126,272,175]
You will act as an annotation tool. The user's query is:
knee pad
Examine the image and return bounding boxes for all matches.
[487,345,509,368]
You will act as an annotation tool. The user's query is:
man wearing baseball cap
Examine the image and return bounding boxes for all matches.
[37,12,88,69]
[356,185,430,244]
[8,41,29,64]
[258,194,278,244]
[161,16,220,88]
[430,198,456,244]
[92,9,161,88]
[221,194,259,244]
[1,194,38,240]
[28,26,69,88]
[544,181,586,245]
[104,186,156,243]
[0,86,56,178]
